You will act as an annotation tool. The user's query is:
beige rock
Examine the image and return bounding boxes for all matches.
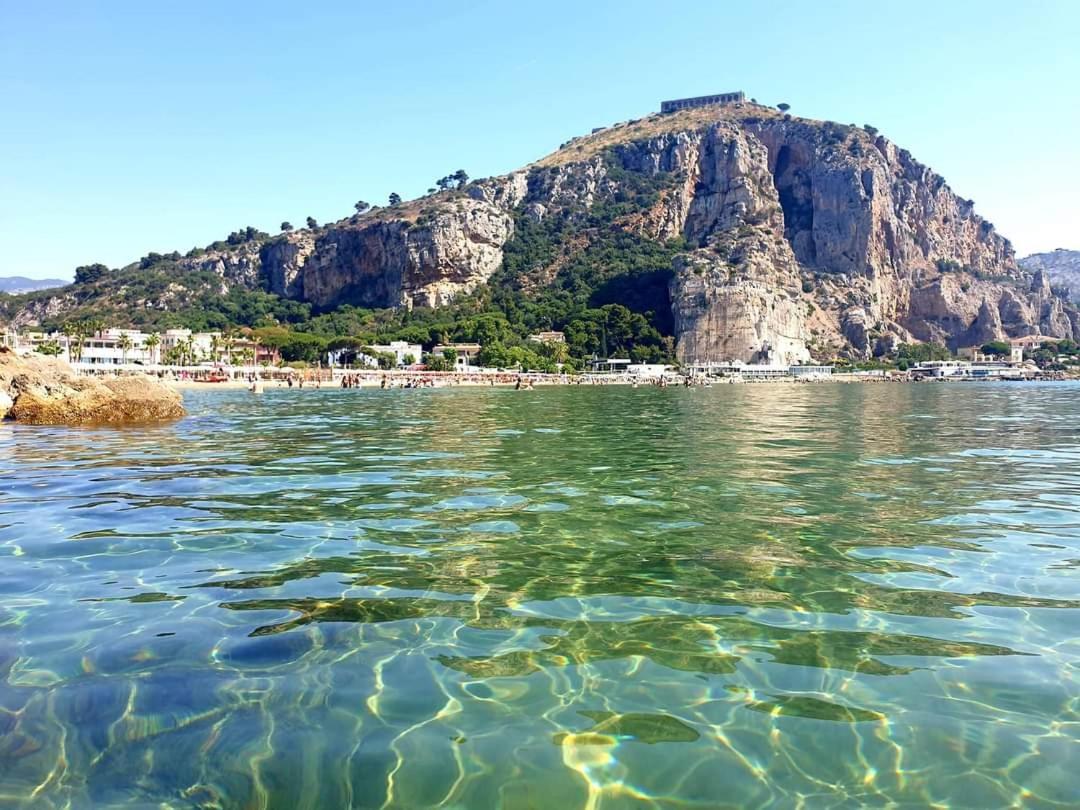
[0,351,184,425]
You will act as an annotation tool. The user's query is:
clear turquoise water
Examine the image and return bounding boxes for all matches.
[1,383,1078,809]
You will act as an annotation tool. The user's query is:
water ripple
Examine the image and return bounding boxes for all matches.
[1,383,1078,807]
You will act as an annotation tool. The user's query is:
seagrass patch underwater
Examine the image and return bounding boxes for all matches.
[1,382,1078,808]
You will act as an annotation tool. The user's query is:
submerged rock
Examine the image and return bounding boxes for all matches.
[0,350,184,425]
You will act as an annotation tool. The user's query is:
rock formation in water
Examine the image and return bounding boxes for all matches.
[0,350,185,425]
[6,103,1078,361]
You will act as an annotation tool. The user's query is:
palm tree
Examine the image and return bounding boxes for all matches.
[61,323,80,362]
[144,333,161,365]
[118,334,133,365]
[223,328,237,365]
[84,318,104,340]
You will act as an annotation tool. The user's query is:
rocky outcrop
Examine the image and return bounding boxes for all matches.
[0,350,184,425]
[613,115,1076,357]
[292,199,514,309]
[1019,249,1080,302]
[181,242,263,289]
[260,232,316,298]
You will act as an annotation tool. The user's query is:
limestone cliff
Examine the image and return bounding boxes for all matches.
[523,108,1079,359]
[293,200,514,309]
[1020,249,1080,302]
[7,103,1077,361]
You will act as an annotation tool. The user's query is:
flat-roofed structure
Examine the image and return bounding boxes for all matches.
[661,91,745,113]
[432,343,482,371]
[527,331,566,344]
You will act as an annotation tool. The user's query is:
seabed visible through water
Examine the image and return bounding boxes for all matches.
[1,383,1078,808]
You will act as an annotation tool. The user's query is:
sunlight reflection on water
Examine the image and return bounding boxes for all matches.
[1,383,1078,808]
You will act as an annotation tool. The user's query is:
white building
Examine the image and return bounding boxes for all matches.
[79,329,153,366]
[528,331,566,345]
[627,363,670,377]
[911,360,1036,380]
[368,341,422,367]
[587,358,632,373]
[791,365,834,380]
[432,343,481,371]
[687,360,793,380]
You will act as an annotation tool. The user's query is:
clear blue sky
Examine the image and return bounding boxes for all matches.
[2,0,1077,280]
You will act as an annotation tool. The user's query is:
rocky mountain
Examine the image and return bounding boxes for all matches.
[5,103,1078,362]
[0,276,67,294]
[1019,249,1080,302]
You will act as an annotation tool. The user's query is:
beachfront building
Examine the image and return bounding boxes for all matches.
[910,359,1037,380]
[627,363,670,377]
[791,365,834,380]
[587,358,632,374]
[713,362,791,380]
[367,341,422,368]
[229,335,279,366]
[78,329,153,365]
[162,329,199,360]
[958,347,994,362]
[8,330,50,357]
[2,327,157,366]
[910,360,970,378]
[684,360,793,380]
[2,325,281,368]
[433,343,481,371]
[10,327,156,367]
[1010,335,1045,353]
[959,345,1026,364]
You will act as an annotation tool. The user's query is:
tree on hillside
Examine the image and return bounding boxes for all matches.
[388,192,402,205]
[74,263,110,285]
[777,102,791,112]
[306,216,318,229]
[896,342,951,363]
[435,170,470,191]
[981,340,1010,357]
[354,200,370,214]
[281,221,293,232]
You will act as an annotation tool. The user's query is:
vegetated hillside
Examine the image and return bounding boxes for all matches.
[4,102,1078,366]
[0,276,67,294]
[1019,249,1080,302]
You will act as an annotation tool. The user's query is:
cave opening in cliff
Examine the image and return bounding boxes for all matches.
[772,144,817,266]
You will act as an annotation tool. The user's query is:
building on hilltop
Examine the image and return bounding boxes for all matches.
[660,91,745,114]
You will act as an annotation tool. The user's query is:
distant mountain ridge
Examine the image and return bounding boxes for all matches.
[0,276,68,295]
[1019,250,1080,302]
